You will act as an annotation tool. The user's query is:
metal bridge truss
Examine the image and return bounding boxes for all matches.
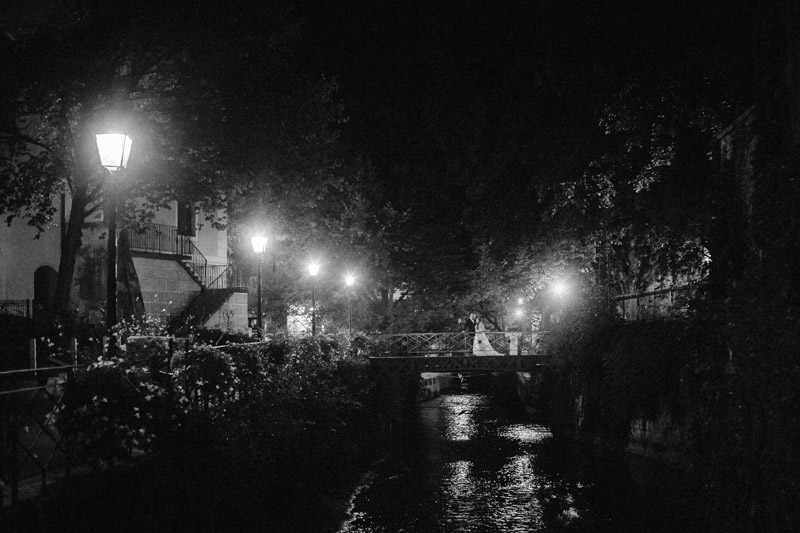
[369,354,548,374]
[371,331,548,357]
[368,332,551,374]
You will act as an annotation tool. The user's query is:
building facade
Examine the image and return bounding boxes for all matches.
[0,194,247,333]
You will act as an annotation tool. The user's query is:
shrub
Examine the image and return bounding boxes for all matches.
[112,316,169,346]
[192,328,255,346]
[171,344,235,417]
[57,335,390,500]
[57,358,167,466]
[36,314,105,364]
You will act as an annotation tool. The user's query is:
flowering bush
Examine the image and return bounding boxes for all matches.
[37,314,105,363]
[171,345,235,418]
[192,328,255,346]
[111,316,169,348]
[55,333,391,489]
[57,358,167,467]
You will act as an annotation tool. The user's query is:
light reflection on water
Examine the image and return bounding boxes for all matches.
[498,424,551,443]
[338,393,582,532]
[442,395,479,441]
[338,392,698,533]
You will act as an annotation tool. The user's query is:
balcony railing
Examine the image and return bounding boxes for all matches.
[127,223,192,257]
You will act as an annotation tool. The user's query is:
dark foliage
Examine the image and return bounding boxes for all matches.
[52,334,399,530]
[541,299,800,531]
[57,359,168,466]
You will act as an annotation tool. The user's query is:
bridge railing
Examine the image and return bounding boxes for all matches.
[371,331,549,357]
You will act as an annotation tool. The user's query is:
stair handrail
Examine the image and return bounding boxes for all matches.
[185,239,208,274]
[206,264,244,290]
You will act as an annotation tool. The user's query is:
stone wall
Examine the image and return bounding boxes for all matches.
[628,413,691,470]
[133,257,200,322]
[203,290,248,332]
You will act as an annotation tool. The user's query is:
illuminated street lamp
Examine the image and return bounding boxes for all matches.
[308,262,320,335]
[95,133,133,343]
[251,235,268,338]
[553,279,569,296]
[345,274,355,336]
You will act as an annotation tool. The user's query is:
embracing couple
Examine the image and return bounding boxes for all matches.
[465,312,501,356]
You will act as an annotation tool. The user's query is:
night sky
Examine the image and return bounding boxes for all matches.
[293,1,753,167]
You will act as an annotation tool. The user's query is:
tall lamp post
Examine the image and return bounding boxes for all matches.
[345,274,355,336]
[251,235,268,338]
[308,262,320,335]
[95,133,133,344]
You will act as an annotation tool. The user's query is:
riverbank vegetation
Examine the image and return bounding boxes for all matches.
[538,293,800,533]
[6,334,404,532]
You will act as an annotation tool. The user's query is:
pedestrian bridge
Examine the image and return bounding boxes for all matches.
[368,331,551,374]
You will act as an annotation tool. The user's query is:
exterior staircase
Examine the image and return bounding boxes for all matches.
[179,260,206,287]
[169,264,245,334]
[126,222,247,333]
[169,287,239,334]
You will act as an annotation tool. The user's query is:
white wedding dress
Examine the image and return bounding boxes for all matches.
[473,321,500,356]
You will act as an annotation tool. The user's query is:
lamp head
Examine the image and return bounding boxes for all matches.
[345,274,355,287]
[308,262,320,276]
[553,280,569,296]
[251,235,268,254]
[95,133,133,173]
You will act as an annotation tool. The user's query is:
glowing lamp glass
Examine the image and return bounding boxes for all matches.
[553,280,568,295]
[345,274,355,287]
[95,133,133,172]
[251,235,268,254]
[308,262,320,276]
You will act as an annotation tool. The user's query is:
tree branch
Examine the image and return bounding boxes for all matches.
[0,132,54,153]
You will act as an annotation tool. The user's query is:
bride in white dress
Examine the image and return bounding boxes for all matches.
[473,316,501,356]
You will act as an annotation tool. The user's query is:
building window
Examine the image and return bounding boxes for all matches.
[177,201,197,237]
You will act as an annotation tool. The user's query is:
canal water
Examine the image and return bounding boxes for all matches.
[338,388,703,533]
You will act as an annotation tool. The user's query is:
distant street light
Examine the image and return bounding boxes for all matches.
[345,274,355,336]
[553,280,569,296]
[251,235,268,338]
[308,262,320,335]
[95,133,133,348]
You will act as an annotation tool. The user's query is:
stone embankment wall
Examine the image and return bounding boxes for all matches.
[516,372,692,470]
[420,372,460,401]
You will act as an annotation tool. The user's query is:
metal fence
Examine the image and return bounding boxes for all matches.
[0,300,31,318]
[0,365,86,508]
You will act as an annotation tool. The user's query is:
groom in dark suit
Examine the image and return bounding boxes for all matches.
[464,312,476,355]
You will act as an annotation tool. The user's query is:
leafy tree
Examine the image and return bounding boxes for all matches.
[0,1,343,319]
